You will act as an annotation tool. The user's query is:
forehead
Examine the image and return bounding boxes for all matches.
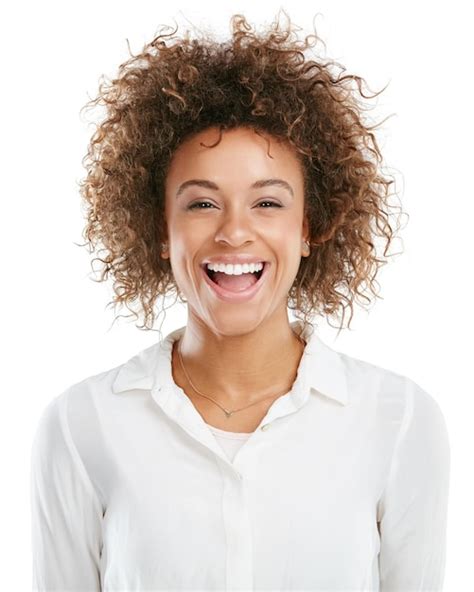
[165,126,303,190]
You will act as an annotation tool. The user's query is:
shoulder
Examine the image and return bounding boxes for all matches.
[33,337,163,446]
[32,362,122,452]
[338,349,450,474]
[336,347,447,428]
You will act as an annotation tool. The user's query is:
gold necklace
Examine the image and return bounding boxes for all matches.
[177,330,306,418]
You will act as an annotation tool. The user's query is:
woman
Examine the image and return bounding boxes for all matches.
[30,11,450,591]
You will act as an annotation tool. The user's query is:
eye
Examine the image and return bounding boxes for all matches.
[258,200,282,208]
[187,201,215,210]
[187,200,282,210]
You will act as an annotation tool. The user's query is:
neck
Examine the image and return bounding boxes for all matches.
[173,312,306,406]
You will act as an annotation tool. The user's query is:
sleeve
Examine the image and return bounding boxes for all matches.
[30,391,103,591]
[377,381,451,591]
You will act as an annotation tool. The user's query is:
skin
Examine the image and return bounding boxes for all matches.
[161,125,311,409]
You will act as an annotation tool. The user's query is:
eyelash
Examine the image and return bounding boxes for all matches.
[187,200,282,210]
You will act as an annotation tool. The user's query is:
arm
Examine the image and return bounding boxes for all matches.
[377,381,451,591]
[30,392,103,591]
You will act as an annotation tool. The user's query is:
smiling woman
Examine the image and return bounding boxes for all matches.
[76,10,402,335]
[30,8,450,592]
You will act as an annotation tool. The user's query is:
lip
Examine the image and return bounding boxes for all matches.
[201,256,268,265]
[201,262,271,303]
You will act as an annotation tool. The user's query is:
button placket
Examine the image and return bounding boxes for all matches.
[222,462,254,590]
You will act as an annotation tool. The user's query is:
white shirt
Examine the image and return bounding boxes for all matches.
[30,320,451,591]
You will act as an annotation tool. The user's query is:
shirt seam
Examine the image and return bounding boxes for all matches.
[58,389,104,520]
[378,382,415,512]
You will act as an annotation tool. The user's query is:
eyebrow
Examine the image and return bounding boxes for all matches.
[175,178,294,198]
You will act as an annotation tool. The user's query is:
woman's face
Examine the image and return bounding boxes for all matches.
[163,125,309,336]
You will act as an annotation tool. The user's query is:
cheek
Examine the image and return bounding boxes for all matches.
[269,222,303,252]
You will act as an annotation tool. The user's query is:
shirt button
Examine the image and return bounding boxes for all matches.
[261,423,270,431]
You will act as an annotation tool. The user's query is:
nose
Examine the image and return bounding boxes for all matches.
[213,207,257,248]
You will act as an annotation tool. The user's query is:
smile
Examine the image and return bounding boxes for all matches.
[200,262,270,303]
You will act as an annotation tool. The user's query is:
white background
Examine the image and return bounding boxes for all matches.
[1,1,471,589]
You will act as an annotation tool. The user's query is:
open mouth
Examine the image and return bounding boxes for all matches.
[204,264,265,284]
[200,261,270,301]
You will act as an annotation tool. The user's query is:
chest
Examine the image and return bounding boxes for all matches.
[172,366,291,434]
[184,394,279,433]
[170,343,294,434]
[100,415,381,591]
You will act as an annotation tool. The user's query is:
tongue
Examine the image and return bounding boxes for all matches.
[213,272,258,292]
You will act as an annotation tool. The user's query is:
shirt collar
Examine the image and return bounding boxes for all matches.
[111,320,349,406]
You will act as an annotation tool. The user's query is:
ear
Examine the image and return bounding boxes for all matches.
[302,212,310,243]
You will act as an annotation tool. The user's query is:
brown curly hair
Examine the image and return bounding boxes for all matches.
[78,10,405,337]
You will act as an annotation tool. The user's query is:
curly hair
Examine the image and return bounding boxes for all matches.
[78,10,405,337]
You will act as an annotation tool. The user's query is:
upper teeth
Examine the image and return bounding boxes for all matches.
[206,262,264,275]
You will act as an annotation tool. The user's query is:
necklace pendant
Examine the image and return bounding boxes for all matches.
[224,409,233,418]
